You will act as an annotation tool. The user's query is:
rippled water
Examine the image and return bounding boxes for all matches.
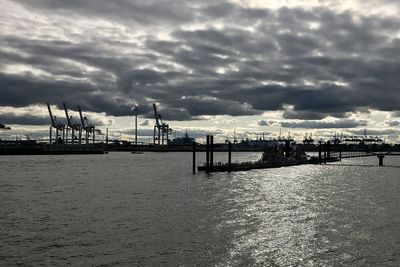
[1,152,400,266]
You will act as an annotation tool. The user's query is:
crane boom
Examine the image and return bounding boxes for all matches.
[63,102,72,127]
[153,104,161,127]
[47,102,56,127]
[77,105,86,128]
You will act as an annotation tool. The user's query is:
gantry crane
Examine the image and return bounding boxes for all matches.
[47,102,65,144]
[63,102,82,144]
[152,104,172,145]
[78,105,101,144]
[159,113,172,145]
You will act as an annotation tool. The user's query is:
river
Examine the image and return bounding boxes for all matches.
[1,152,399,266]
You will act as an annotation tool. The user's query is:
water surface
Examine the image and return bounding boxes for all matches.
[1,152,399,266]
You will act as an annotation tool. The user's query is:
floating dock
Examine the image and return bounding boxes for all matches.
[198,158,339,173]
[195,135,341,173]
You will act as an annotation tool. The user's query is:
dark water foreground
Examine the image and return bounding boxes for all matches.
[1,152,399,266]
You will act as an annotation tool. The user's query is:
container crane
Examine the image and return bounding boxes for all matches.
[159,114,172,145]
[63,102,82,144]
[153,104,162,145]
[152,103,172,145]
[78,105,101,144]
[47,102,65,144]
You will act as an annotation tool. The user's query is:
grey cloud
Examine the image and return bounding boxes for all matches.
[348,129,400,136]
[140,119,149,126]
[283,110,328,120]
[14,0,204,26]
[386,120,400,127]
[281,119,368,129]
[177,97,259,117]
[0,111,108,126]
[258,120,270,126]
[0,113,49,125]
[1,1,400,124]
[258,120,282,127]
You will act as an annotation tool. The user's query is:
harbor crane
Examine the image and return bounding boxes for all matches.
[152,103,172,145]
[63,102,82,144]
[78,105,101,144]
[47,102,65,144]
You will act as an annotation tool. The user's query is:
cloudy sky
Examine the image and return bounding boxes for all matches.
[1,0,400,142]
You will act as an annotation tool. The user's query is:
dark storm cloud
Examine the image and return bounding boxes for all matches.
[283,110,333,120]
[14,0,202,26]
[0,73,136,116]
[0,112,49,125]
[2,0,400,124]
[281,119,368,129]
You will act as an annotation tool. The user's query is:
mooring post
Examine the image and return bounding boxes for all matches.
[228,141,232,172]
[192,141,196,174]
[323,142,327,164]
[327,141,331,159]
[106,128,109,145]
[339,144,342,161]
[318,141,322,164]
[206,135,210,171]
[285,140,290,161]
[378,155,384,166]
[210,135,214,171]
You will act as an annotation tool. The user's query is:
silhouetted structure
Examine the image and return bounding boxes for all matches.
[152,103,172,145]
[47,102,65,144]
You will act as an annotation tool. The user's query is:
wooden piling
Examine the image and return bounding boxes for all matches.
[318,141,322,164]
[206,135,210,170]
[228,141,232,172]
[192,141,196,174]
[210,135,214,171]
[378,155,384,166]
[327,141,331,159]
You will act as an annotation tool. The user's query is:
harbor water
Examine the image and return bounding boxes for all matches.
[1,152,400,266]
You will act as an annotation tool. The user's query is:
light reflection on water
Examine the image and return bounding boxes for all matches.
[0,152,400,266]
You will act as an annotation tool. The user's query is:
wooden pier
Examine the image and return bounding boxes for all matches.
[194,136,400,173]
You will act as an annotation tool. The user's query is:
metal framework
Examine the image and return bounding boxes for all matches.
[78,105,101,144]
[63,102,82,144]
[152,103,172,145]
[47,102,65,144]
